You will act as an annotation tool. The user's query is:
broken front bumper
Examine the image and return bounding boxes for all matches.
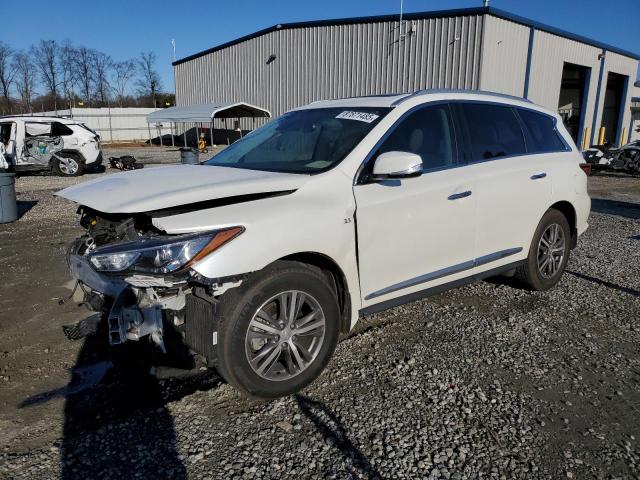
[67,254,219,365]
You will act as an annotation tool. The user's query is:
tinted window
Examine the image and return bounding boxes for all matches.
[456,103,526,161]
[518,109,566,153]
[206,107,389,174]
[51,122,74,136]
[376,105,455,171]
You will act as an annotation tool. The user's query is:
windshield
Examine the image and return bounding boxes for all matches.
[205,107,390,174]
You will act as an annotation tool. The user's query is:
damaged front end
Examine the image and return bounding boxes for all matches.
[66,207,244,368]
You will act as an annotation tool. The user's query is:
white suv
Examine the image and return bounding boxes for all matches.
[58,90,590,398]
[0,116,102,176]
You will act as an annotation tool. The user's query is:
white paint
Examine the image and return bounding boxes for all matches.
[59,90,591,329]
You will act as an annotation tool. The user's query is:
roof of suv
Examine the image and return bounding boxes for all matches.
[0,115,78,124]
[299,88,537,111]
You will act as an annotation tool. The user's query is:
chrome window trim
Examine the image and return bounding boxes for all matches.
[364,247,523,301]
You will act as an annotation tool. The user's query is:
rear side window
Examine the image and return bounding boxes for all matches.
[517,109,567,153]
[456,103,526,162]
[376,105,455,171]
[51,122,74,136]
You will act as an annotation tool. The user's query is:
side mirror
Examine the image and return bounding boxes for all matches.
[371,151,423,180]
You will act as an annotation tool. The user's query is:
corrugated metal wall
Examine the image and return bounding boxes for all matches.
[479,16,530,97]
[528,29,602,142]
[175,15,484,118]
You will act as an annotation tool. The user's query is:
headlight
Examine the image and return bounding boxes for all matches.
[89,226,244,274]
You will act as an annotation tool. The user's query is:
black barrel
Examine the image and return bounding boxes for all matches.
[179,147,199,165]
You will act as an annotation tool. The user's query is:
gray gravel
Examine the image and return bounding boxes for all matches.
[0,171,639,479]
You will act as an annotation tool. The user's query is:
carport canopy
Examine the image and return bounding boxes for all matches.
[146,101,271,123]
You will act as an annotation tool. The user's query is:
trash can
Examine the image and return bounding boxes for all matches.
[180,147,199,165]
[0,172,18,223]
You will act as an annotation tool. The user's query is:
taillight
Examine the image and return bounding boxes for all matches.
[579,163,592,176]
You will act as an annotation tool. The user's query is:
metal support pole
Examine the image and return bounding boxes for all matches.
[171,122,175,147]
[209,119,214,148]
[183,125,187,148]
[147,123,152,146]
[159,124,163,147]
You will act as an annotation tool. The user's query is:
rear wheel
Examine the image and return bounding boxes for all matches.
[515,209,571,290]
[216,261,340,399]
[52,152,84,177]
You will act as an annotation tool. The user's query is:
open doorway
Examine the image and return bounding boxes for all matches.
[600,72,628,146]
[557,62,590,145]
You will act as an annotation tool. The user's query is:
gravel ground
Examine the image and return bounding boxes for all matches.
[0,159,639,479]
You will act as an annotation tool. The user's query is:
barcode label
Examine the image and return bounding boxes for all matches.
[336,111,379,123]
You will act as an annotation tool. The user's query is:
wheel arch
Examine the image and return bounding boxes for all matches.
[549,200,577,248]
[277,252,352,334]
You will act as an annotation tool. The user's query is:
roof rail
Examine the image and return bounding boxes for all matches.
[391,88,533,106]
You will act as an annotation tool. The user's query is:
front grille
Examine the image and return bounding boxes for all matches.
[185,293,218,365]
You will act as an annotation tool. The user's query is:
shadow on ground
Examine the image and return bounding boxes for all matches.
[566,270,640,298]
[591,198,640,220]
[16,200,37,219]
[20,324,221,479]
[295,394,381,479]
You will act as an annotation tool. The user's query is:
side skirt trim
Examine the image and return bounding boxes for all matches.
[359,260,525,317]
[364,247,522,300]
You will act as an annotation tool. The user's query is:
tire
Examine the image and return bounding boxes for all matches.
[515,209,571,291]
[52,152,85,177]
[216,261,340,399]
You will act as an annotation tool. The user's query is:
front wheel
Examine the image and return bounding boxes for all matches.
[515,209,571,290]
[216,261,340,399]
[52,153,84,177]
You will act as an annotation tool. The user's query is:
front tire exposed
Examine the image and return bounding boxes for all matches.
[515,208,571,291]
[216,261,340,399]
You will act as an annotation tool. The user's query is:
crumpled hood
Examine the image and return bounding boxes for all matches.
[56,164,309,213]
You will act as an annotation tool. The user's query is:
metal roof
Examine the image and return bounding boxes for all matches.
[173,6,640,66]
[146,101,271,123]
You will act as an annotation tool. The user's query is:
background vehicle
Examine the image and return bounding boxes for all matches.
[57,90,590,399]
[0,116,102,176]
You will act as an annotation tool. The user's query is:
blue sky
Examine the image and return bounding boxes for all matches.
[3,0,639,93]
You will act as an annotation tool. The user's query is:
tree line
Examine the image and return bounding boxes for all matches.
[0,40,174,115]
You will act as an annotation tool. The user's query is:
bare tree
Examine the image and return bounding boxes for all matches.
[74,46,94,106]
[112,59,136,107]
[31,40,60,111]
[59,42,77,109]
[13,52,37,113]
[136,51,161,108]
[0,42,16,114]
[92,51,112,106]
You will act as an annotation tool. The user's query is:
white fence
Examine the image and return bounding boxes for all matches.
[32,107,172,143]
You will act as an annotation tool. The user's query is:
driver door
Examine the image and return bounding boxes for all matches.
[353,104,476,308]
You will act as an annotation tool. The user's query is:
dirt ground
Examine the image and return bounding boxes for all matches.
[0,154,639,478]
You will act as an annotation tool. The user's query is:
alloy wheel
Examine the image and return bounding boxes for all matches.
[59,157,79,175]
[245,290,326,381]
[537,223,565,279]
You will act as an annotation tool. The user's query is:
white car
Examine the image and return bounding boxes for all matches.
[0,116,102,176]
[58,90,590,398]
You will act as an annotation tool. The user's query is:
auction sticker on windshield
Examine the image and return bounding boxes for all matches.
[336,111,380,123]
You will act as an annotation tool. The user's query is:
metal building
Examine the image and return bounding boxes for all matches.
[173,6,640,147]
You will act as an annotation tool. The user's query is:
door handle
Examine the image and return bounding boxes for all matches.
[448,190,472,200]
[530,172,547,180]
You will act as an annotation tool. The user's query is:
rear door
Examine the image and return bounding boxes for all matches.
[354,104,477,307]
[451,102,553,272]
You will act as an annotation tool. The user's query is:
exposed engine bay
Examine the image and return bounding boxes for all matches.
[65,207,244,369]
